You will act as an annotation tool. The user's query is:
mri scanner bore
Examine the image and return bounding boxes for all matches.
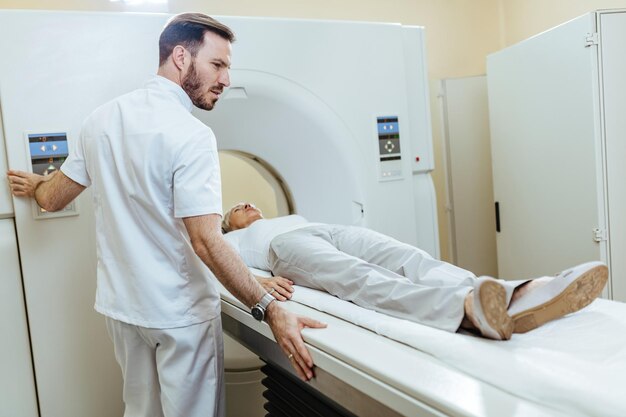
[219,150,292,220]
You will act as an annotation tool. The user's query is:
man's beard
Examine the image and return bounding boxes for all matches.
[181,60,218,111]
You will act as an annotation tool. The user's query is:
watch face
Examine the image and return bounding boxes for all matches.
[251,306,264,321]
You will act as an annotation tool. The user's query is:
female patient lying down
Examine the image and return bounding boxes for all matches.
[223,202,608,341]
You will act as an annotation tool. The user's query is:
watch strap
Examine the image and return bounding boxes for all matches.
[258,292,276,310]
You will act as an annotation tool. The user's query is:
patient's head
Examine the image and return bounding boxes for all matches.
[222,202,264,233]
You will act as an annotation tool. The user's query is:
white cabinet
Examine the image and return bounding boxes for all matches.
[487,10,626,301]
[0,12,132,416]
[0,111,13,218]
[0,219,38,417]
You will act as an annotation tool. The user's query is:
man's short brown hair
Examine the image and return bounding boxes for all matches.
[159,13,235,66]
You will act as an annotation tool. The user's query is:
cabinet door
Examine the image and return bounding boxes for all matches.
[599,11,626,302]
[487,14,603,279]
[0,108,14,217]
[0,219,38,417]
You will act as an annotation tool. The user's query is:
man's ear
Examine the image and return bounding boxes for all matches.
[171,45,187,71]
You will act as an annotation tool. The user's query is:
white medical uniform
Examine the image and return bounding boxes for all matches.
[227,217,524,332]
[62,75,225,417]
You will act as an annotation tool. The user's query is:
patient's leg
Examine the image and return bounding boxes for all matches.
[269,226,473,332]
[330,226,527,306]
[332,225,474,287]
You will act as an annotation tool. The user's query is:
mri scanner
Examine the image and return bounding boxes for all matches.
[1,9,626,417]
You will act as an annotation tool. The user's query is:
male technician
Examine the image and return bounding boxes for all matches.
[7,13,324,417]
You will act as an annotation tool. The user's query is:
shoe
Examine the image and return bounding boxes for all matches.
[472,277,513,340]
[508,261,608,333]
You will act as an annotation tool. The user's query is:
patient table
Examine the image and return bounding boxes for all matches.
[218,270,626,417]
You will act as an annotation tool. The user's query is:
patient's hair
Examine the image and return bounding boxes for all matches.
[159,13,235,66]
[221,206,236,234]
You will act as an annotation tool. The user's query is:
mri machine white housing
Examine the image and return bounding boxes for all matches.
[197,18,440,255]
[0,10,440,417]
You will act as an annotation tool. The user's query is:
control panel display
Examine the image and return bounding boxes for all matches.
[29,132,68,175]
[377,116,401,159]
[27,132,77,218]
[377,116,403,180]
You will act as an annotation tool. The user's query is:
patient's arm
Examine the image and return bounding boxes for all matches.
[255,276,294,301]
[184,214,326,381]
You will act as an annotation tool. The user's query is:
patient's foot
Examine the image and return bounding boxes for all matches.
[509,276,552,305]
[462,278,513,341]
[508,262,608,334]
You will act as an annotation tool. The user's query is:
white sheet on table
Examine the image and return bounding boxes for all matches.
[285,283,626,417]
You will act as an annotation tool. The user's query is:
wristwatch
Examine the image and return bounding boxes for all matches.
[251,292,276,321]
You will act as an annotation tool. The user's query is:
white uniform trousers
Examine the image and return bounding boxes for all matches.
[105,315,225,417]
[269,225,525,332]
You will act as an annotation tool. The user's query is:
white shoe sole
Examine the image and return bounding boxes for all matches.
[511,264,608,333]
[473,278,513,340]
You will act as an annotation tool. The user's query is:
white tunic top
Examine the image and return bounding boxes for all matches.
[224,215,316,270]
[61,76,223,328]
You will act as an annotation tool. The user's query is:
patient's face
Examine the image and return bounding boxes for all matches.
[228,202,264,230]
